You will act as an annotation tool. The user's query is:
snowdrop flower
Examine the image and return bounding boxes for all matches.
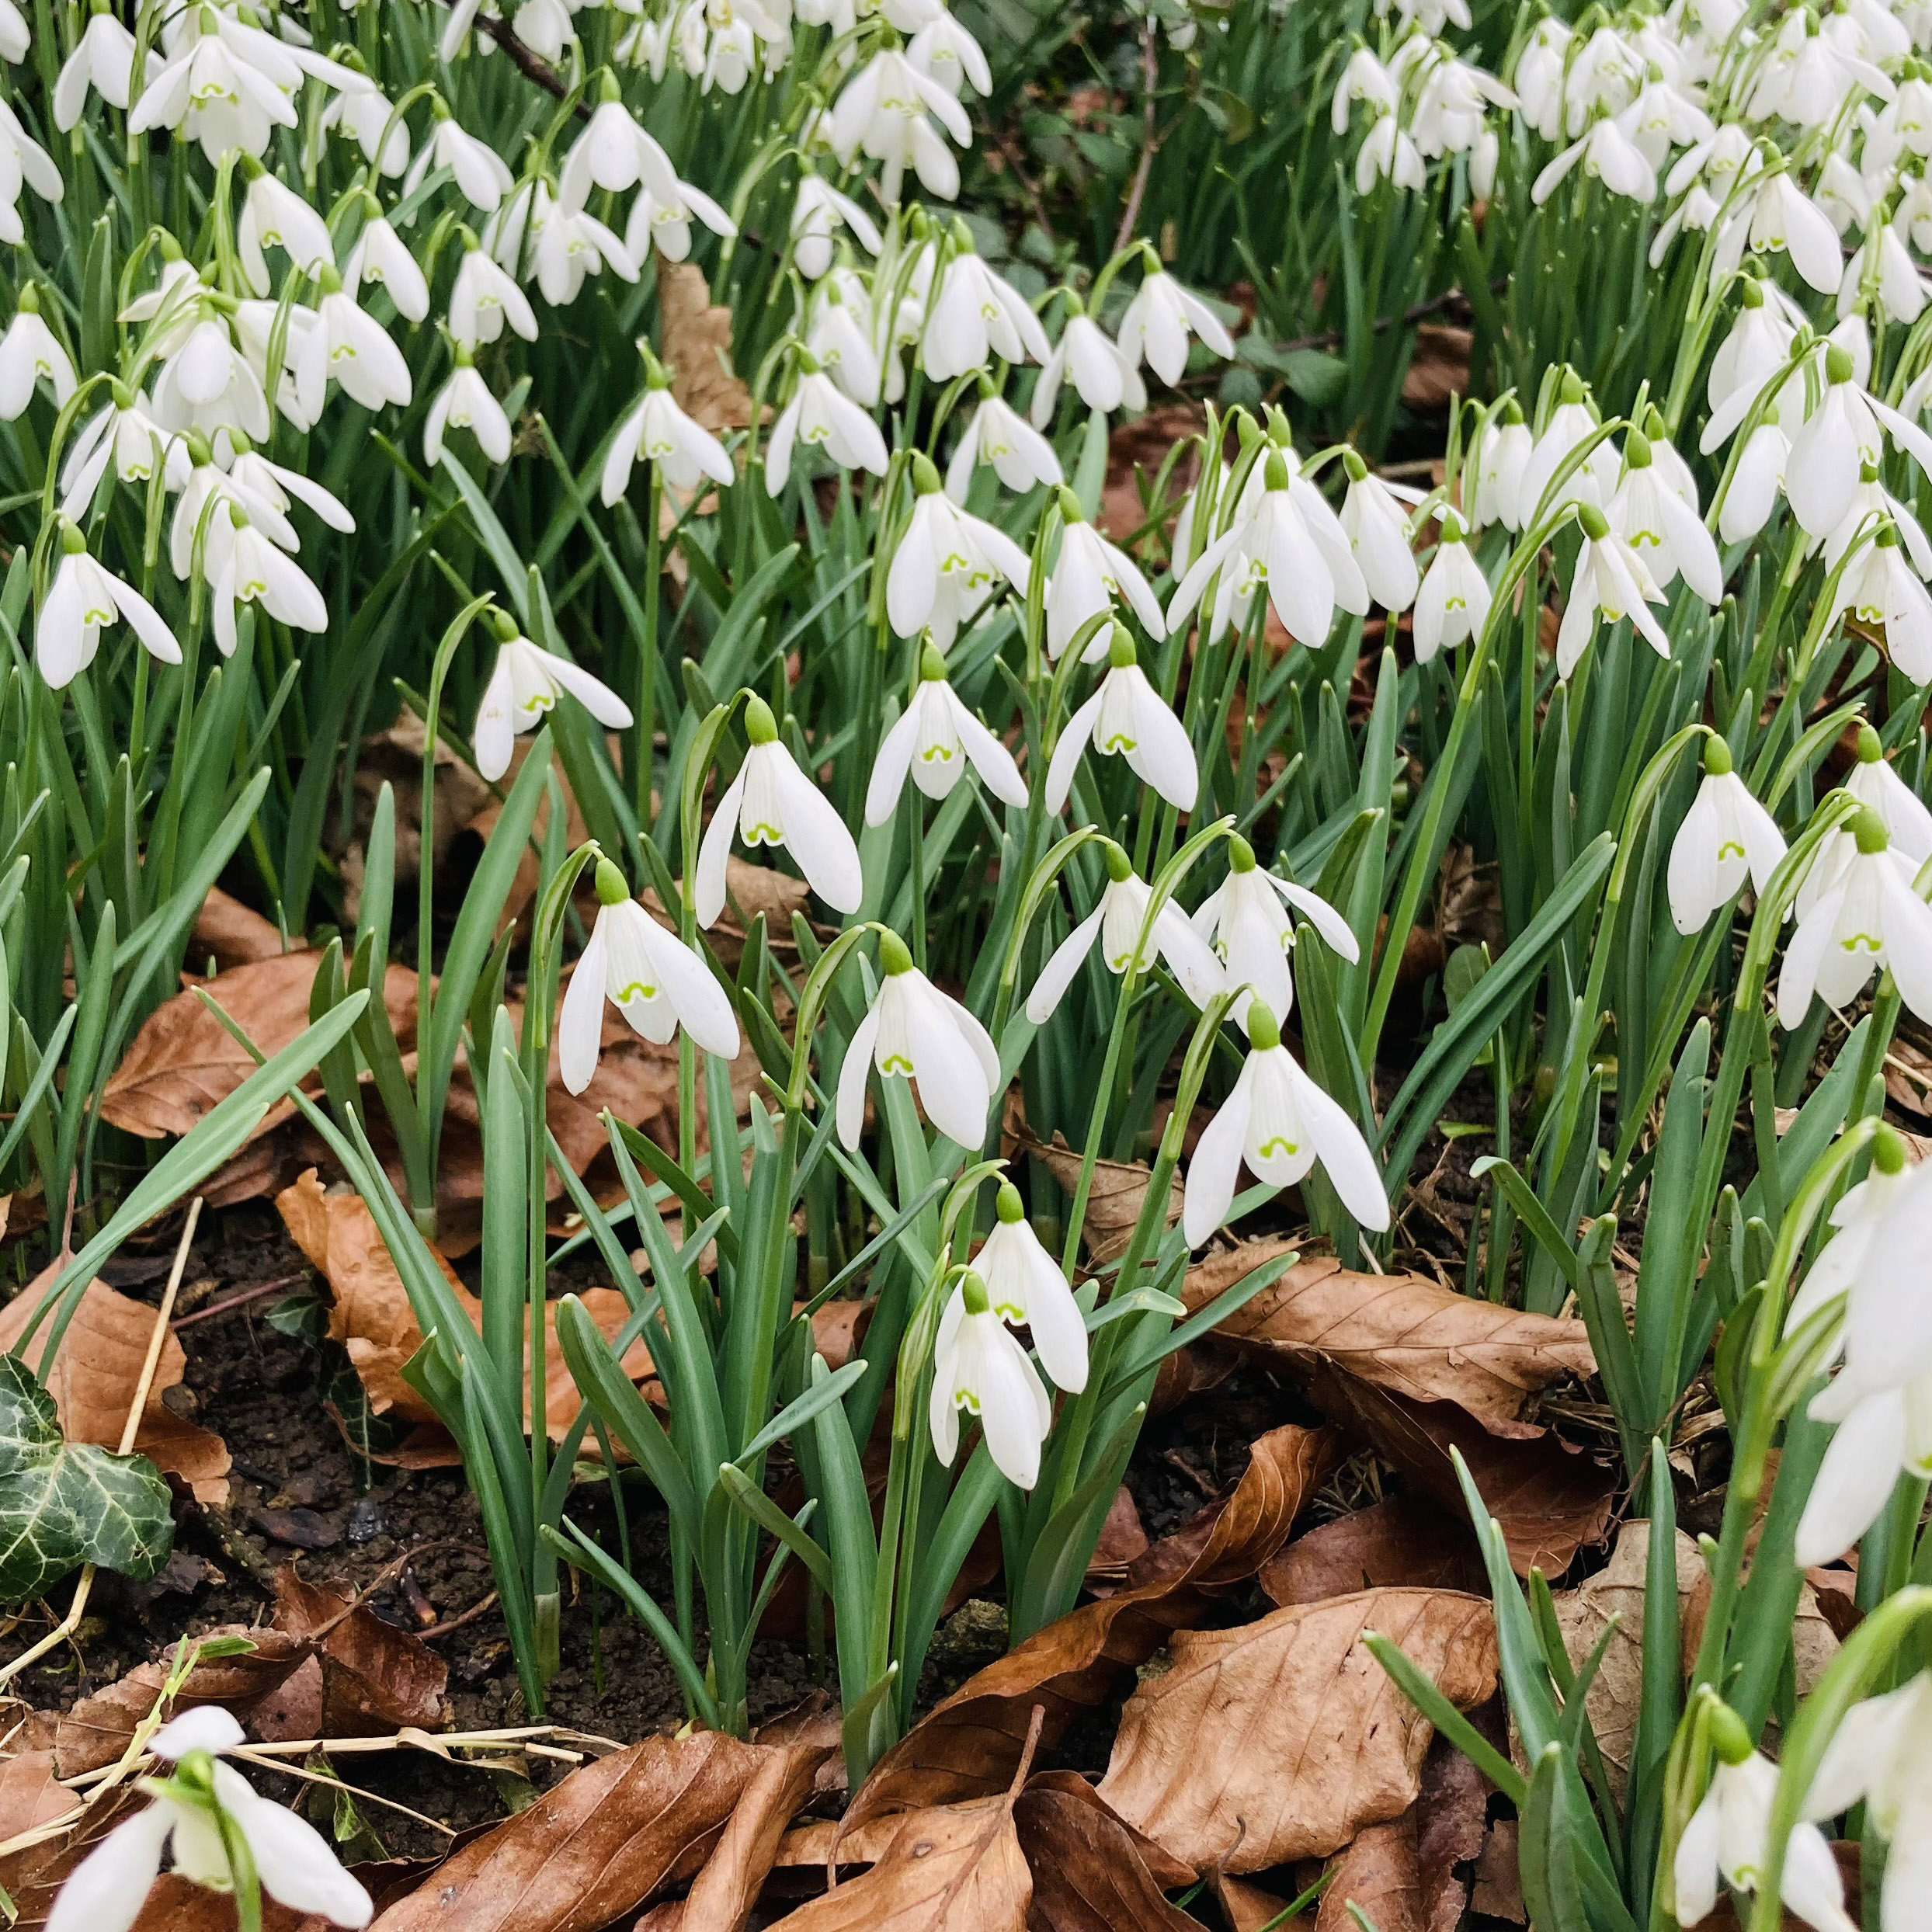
[1840,220,1929,325]
[169,447,295,584]
[1117,262,1235,386]
[152,310,276,442]
[1741,172,1849,297]
[1339,451,1422,611]
[1333,44,1397,130]
[1835,526,1932,684]
[805,282,882,405]
[1513,18,1571,139]
[1784,1129,1915,1365]
[237,172,332,296]
[623,177,738,266]
[343,214,430,325]
[1787,346,1932,539]
[1610,431,1723,603]
[1706,278,1800,420]
[1795,1370,1932,1565]
[559,859,739,1090]
[697,694,864,922]
[1189,835,1355,1022]
[1025,841,1225,1023]
[227,443,356,538]
[1472,403,1532,530]
[1778,808,1932,1027]
[1031,304,1145,426]
[59,388,185,519]
[533,194,641,308]
[558,90,683,213]
[1718,413,1791,545]
[318,78,411,179]
[36,523,181,690]
[1356,111,1425,193]
[295,276,412,419]
[1519,370,1617,523]
[945,390,1063,499]
[212,509,327,657]
[1183,999,1388,1246]
[887,459,1032,649]
[828,48,971,206]
[866,644,1028,822]
[766,354,890,495]
[1413,514,1492,662]
[1843,724,1932,869]
[602,367,734,505]
[837,927,999,1149]
[1673,1702,1856,1932]
[930,1270,1052,1488]
[1045,493,1167,660]
[0,99,61,245]
[909,12,991,97]
[1532,116,1658,205]
[45,1708,371,1932]
[791,177,882,280]
[449,248,537,351]
[54,8,137,129]
[424,352,512,468]
[0,0,24,62]
[1558,503,1673,680]
[1666,737,1785,934]
[923,249,1051,381]
[0,289,75,422]
[1044,626,1197,816]
[474,612,633,783]
[973,1183,1087,1394]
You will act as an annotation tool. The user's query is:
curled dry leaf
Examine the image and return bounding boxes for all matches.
[271,1566,450,1735]
[276,1170,652,1430]
[370,1732,763,1932]
[1315,1813,1422,1932]
[661,263,757,436]
[846,1425,1338,1824]
[1096,1588,1499,1874]
[100,951,418,1141]
[1209,1874,1298,1932]
[1083,1485,1151,1596]
[1013,1770,1199,1932]
[1260,1495,1486,1607]
[0,1272,230,1505]
[1002,1114,1181,1266]
[1183,1248,1595,1423]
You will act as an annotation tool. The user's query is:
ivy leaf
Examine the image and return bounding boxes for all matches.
[0,1353,174,1602]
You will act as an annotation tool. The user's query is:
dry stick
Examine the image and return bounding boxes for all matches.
[170,1273,308,1331]
[0,1200,205,1694]
[229,1747,459,1837]
[1112,20,1160,256]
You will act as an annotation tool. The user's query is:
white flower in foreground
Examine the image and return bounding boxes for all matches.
[405,106,516,214]
[1609,430,1723,602]
[1190,834,1356,1022]
[37,523,182,690]
[295,279,413,419]
[0,288,75,422]
[922,250,1050,380]
[1117,264,1235,386]
[1737,172,1847,297]
[557,93,679,212]
[1784,344,1932,539]
[560,859,740,1090]
[766,358,890,495]
[424,354,512,468]
[54,10,137,129]
[930,1269,1052,1488]
[837,927,1000,1148]
[1413,515,1492,662]
[1031,308,1145,426]
[1025,842,1225,1023]
[1784,1129,1914,1355]
[973,1182,1087,1395]
[888,460,1032,649]
[623,177,738,266]
[1833,527,1932,685]
[45,1707,371,1932]
[909,12,992,97]
[59,388,186,518]
[866,644,1028,822]
[237,171,332,296]
[1183,999,1388,1246]
[1843,725,1932,870]
[1046,493,1166,660]
[1355,110,1424,193]
[602,371,734,505]
[212,512,327,657]
[1518,370,1618,523]
[1777,807,1932,1027]
[1666,737,1785,934]
[343,214,430,325]
[791,176,882,280]
[697,694,864,922]
[945,391,1063,499]
[1044,625,1197,816]
[1718,415,1791,545]
[1531,114,1657,206]
[1471,406,1531,530]
[1339,451,1422,612]
[1673,1706,1856,1932]
[450,248,537,351]
[474,614,634,783]
[1558,502,1673,679]
[0,99,61,244]
[1795,1371,1932,1565]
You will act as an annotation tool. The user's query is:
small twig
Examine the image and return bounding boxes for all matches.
[171,1274,308,1331]
[1113,20,1160,255]
[471,9,585,113]
[230,1748,459,1836]
[418,1589,501,1639]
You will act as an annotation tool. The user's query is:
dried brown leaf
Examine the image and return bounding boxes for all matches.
[1004,1121,1180,1266]
[0,1753,68,1840]
[271,1567,450,1734]
[127,1874,329,1932]
[1401,327,1472,411]
[1211,1874,1299,1932]
[1260,1496,1486,1607]
[661,264,755,435]
[1083,1487,1150,1595]
[1316,1814,1421,1932]
[847,1426,1338,1824]
[191,886,296,971]
[1013,1771,1198,1932]
[1471,1823,1525,1922]
[1096,1589,1499,1873]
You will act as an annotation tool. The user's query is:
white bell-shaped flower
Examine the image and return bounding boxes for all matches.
[560,858,741,1091]
[212,509,327,657]
[450,248,538,350]
[1795,1371,1932,1565]
[1666,736,1785,934]
[1833,526,1932,684]
[622,175,738,266]
[1518,370,1618,523]
[866,644,1028,822]
[0,287,75,422]
[945,391,1063,499]
[908,12,991,96]
[1117,263,1235,386]
[1189,834,1357,1022]
[474,613,634,783]
[837,927,1000,1148]
[766,356,890,495]
[973,1182,1087,1394]
[922,248,1051,380]
[558,92,681,214]
[1557,502,1673,679]
[1471,405,1532,530]
[54,10,137,129]
[1842,724,1932,870]
[295,276,412,419]
[1413,513,1493,662]
[1718,412,1791,544]
[826,48,971,206]
[1609,429,1723,602]
[930,1269,1052,1488]
[343,214,431,325]
[1183,999,1389,1245]
[1044,625,1197,816]
[804,281,882,405]
[1338,450,1422,612]
[791,176,882,280]
[237,170,332,295]
[603,371,734,505]
[404,106,516,214]
[697,694,865,921]
[424,353,512,468]
[888,464,1033,649]
[59,386,187,519]
[1786,343,1932,537]
[36,523,182,690]
[1778,806,1932,1026]
[1045,492,1166,660]
[1031,306,1145,426]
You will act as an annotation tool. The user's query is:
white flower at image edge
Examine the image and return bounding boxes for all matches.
[837,929,1000,1150]
[1666,736,1786,934]
[560,859,742,1091]
[697,695,864,924]
[930,1268,1051,1489]
[865,645,1028,823]
[473,617,633,782]
[1044,626,1197,817]
[1183,1000,1389,1246]
[46,1707,372,1932]
[1777,808,1932,1027]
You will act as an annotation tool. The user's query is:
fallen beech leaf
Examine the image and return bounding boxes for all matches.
[128,1873,328,1932]
[1185,1249,1594,1423]
[1260,1496,1486,1607]
[0,1751,68,1839]
[370,1732,762,1932]
[1084,1486,1150,1595]
[1294,1360,1614,1576]
[191,886,297,971]
[846,1426,1338,1824]
[1004,1120,1180,1265]
[276,1170,651,1430]
[1471,1822,1525,1922]
[1401,325,1472,410]
[54,1628,309,1777]
[0,1274,230,1505]
[1211,1873,1298,1932]
[1013,1770,1198,1932]
[661,264,756,436]
[1096,1589,1499,1873]
[1316,1814,1421,1932]
[101,952,417,1140]
[272,1567,450,1734]
[0,1788,143,1930]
